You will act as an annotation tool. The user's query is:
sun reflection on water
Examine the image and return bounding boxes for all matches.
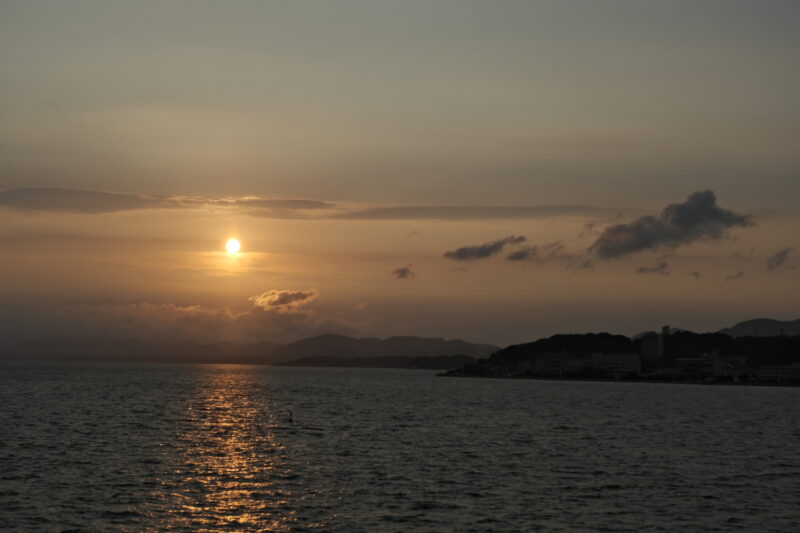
[157,366,307,532]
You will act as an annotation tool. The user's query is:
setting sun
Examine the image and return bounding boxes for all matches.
[225,238,241,254]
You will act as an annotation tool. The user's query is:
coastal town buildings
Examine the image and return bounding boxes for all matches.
[591,353,642,379]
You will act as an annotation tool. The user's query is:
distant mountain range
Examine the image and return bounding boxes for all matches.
[718,318,800,338]
[271,334,497,361]
[0,334,499,367]
[1,318,795,367]
[634,318,800,339]
[278,354,478,370]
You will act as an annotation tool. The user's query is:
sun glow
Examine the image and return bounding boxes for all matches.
[225,238,241,254]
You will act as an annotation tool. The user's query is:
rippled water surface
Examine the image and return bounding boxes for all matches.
[1,363,799,532]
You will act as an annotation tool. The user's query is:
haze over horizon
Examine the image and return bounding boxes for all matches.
[1,1,798,346]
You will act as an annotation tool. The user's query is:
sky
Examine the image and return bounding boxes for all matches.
[0,0,798,346]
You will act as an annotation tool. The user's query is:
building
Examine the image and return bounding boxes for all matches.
[676,356,714,378]
[534,353,566,376]
[530,354,591,377]
[590,353,641,379]
[713,356,747,379]
[758,364,800,381]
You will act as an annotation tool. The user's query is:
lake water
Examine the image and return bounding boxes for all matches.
[1,363,799,532]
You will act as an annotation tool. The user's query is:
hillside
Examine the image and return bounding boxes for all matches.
[268,334,498,362]
[719,318,800,338]
[0,334,498,365]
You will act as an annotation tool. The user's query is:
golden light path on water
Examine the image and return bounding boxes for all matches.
[153,367,330,532]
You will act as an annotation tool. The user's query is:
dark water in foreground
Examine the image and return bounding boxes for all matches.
[1,363,799,532]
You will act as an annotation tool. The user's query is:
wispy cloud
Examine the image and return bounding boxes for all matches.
[504,240,591,271]
[636,261,670,275]
[225,198,336,219]
[334,205,625,221]
[0,188,168,213]
[392,265,415,279]
[444,235,527,261]
[233,199,333,210]
[589,190,752,258]
[0,188,335,217]
[725,271,745,281]
[506,241,566,262]
[766,247,795,273]
[1,188,633,223]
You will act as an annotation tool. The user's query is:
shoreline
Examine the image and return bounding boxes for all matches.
[437,373,800,388]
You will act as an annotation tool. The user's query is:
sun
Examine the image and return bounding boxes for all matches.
[225,238,241,254]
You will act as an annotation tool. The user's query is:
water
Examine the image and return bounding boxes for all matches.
[1,363,799,532]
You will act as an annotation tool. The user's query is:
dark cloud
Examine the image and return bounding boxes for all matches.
[766,247,795,273]
[636,262,670,275]
[589,190,753,259]
[444,235,527,261]
[725,271,745,281]
[506,248,535,262]
[335,205,625,221]
[392,265,415,279]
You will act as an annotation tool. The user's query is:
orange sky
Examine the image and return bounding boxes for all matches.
[0,1,797,345]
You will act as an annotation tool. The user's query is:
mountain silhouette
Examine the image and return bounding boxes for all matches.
[278,354,477,370]
[269,334,498,362]
[0,334,498,365]
[718,318,800,337]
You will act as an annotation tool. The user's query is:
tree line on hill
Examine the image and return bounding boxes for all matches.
[444,331,800,381]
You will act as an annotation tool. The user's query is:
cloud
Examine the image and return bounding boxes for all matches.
[730,248,756,260]
[505,241,594,271]
[2,188,631,222]
[0,189,644,225]
[444,235,527,261]
[636,262,670,275]
[0,188,168,213]
[506,241,567,262]
[589,190,753,259]
[0,188,335,217]
[725,271,745,281]
[335,205,625,221]
[231,198,336,219]
[249,289,317,309]
[75,289,357,343]
[766,247,795,273]
[234,199,333,210]
[392,264,415,279]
